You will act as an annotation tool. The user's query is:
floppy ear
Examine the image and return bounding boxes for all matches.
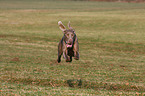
[68,21,73,30]
[58,21,66,32]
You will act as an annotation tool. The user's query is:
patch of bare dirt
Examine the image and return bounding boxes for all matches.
[11,57,20,62]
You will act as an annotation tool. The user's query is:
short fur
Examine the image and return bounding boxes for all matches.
[57,21,79,63]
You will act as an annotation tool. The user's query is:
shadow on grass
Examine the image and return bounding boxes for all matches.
[2,77,145,92]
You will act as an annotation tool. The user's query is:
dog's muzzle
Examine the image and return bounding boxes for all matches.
[66,39,73,48]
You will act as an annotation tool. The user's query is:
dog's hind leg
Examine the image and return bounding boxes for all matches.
[63,51,71,62]
[70,56,72,62]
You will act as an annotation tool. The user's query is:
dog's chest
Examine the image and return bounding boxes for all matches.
[67,48,74,56]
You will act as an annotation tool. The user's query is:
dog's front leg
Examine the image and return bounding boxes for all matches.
[57,41,63,63]
[73,38,79,60]
[74,51,79,60]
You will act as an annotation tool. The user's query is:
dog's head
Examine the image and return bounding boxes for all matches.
[58,21,76,48]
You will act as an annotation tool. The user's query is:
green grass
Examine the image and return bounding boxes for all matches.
[0,0,145,95]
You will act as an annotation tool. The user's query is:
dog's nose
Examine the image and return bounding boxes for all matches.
[68,39,73,44]
[69,39,73,43]
[67,42,71,45]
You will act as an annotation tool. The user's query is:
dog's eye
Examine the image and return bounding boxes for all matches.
[71,34,74,37]
[66,34,69,36]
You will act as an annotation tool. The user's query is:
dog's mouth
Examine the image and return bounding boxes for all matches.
[66,44,72,48]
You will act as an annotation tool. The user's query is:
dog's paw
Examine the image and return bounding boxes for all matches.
[57,59,61,63]
[66,58,72,62]
[74,57,79,60]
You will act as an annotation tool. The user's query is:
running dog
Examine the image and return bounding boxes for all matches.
[57,21,79,63]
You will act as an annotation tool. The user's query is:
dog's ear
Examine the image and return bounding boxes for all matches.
[68,21,73,30]
[68,21,75,33]
[58,21,66,32]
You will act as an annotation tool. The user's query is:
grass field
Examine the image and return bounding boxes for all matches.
[0,0,145,95]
